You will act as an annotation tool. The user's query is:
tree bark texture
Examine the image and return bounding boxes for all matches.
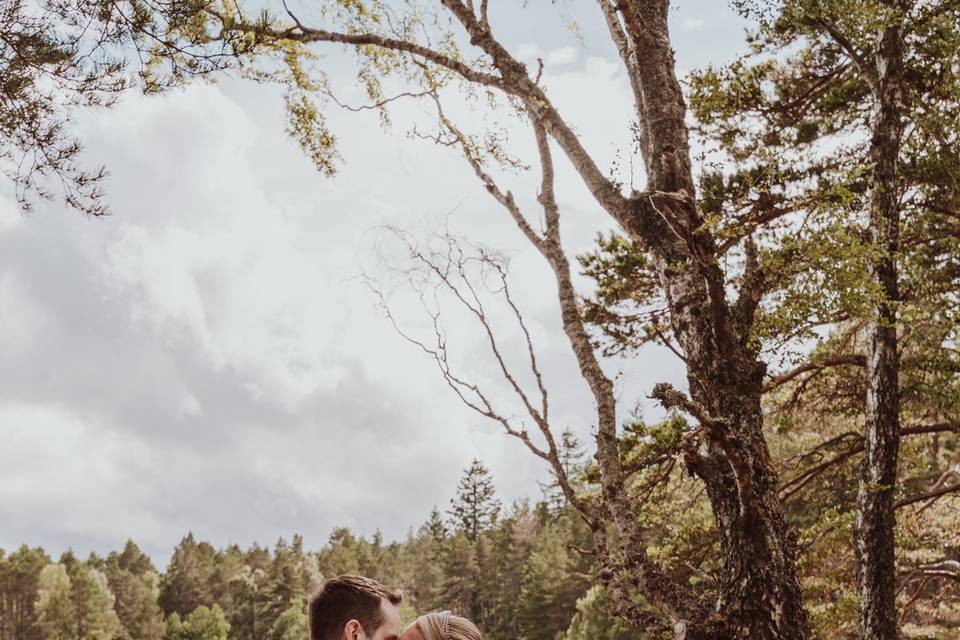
[857,6,904,640]
[613,3,808,638]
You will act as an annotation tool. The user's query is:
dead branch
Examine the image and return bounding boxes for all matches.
[763,354,866,393]
[895,465,960,510]
[780,425,960,501]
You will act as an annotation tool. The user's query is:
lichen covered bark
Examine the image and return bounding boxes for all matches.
[856,7,904,640]
[614,3,808,637]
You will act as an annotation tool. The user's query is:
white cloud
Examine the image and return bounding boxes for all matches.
[0,195,21,233]
[0,82,559,561]
[514,43,543,64]
[546,46,579,66]
[0,0,748,564]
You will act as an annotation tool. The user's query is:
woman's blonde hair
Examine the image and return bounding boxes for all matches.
[404,611,481,640]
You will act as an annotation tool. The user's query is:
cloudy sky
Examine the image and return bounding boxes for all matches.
[1,2,750,564]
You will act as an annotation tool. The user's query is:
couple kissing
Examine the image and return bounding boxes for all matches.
[309,575,481,640]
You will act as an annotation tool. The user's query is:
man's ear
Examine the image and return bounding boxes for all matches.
[344,619,364,640]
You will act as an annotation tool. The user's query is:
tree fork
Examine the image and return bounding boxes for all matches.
[610,3,808,637]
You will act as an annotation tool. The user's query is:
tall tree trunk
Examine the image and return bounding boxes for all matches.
[635,196,808,640]
[857,7,904,640]
[614,3,808,637]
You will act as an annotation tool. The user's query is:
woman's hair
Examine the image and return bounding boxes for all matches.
[404,611,481,640]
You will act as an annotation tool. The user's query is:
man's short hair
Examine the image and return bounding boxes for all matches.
[308,575,402,640]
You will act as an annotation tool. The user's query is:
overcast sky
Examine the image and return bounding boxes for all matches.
[1,2,750,565]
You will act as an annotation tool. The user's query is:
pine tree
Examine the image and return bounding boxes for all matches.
[0,0,137,216]
[480,502,541,640]
[164,613,185,640]
[517,521,590,640]
[159,534,216,617]
[0,545,49,640]
[563,586,644,640]
[425,507,447,543]
[65,560,123,640]
[316,528,362,578]
[405,511,448,613]
[165,605,229,640]
[440,533,479,618]
[686,3,960,637]
[116,541,155,576]
[266,598,308,640]
[35,564,75,640]
[448,459,501,542]
[539,431,585,512]
[226,565,268,640]
[205,544,246,621]
[259,537,314,635]
[104,541,165,640]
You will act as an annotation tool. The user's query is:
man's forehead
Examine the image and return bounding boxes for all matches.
[380,597,402,630]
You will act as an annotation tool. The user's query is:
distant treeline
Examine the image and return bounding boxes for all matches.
[0,459,636,640]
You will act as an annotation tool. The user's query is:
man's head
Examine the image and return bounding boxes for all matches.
[308,575,402,640]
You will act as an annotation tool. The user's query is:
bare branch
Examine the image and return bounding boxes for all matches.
[895,465,960,510]
[894,483,960,510]
[763,354,867,393]
[493,261,550,426]
[913,560,960,582]
[437,0,632,219]
[595,0,646,157]
[780,424,960,501]
[326,89,432,113]
[430,97,546,249]
[430,90,702,624]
